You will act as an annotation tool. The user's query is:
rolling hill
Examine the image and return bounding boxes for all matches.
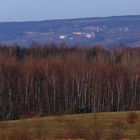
[0,15,140,47]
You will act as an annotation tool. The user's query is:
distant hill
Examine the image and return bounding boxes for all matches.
[0,15,140,47]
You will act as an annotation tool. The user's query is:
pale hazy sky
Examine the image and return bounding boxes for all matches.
[0,0,140,21]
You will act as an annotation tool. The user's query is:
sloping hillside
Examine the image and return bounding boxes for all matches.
[0,15,140,47]
[1,111,140,139]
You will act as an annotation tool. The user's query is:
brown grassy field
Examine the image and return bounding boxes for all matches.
[0,111,140,140]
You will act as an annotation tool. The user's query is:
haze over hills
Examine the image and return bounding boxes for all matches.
[0,15,140,47]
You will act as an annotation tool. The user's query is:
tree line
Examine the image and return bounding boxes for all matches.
[0,43,139,120]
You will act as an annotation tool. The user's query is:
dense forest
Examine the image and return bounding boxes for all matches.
[0,43,139,120]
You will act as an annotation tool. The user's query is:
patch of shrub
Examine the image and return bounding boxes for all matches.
[74,105,92,114]
[0,121,8,140]
[6,109,19,120]
[87,113,104,140]
[64,119,86,139]
[136,124,140,139]
[9,129,32,140]
[109,121,125,140]
[0,106,19,120]
[126,111,138,124]
[63,113,104,140]
[33,119,48,140]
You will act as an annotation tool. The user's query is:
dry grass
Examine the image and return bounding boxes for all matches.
[108,121,125,140]
[9,129,32,140]
[0,111,139,140]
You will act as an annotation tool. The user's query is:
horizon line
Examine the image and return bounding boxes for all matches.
[0,14,140,23]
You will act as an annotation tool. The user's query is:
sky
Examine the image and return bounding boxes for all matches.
[0,0,140,22]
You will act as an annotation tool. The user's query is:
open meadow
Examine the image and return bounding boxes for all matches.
[0,111,140,140]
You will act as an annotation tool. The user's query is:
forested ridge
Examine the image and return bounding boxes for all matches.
[0,43,139,120]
